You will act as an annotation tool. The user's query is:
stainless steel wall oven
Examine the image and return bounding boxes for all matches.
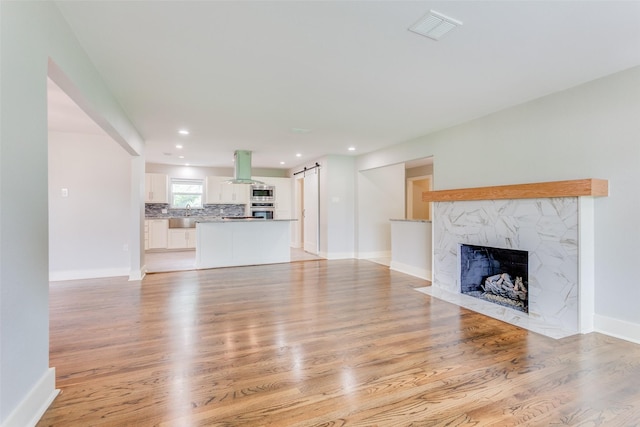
[250,202,274,219]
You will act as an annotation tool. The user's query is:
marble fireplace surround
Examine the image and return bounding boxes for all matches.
[418,179,608,339]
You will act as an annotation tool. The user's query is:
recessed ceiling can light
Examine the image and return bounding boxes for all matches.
[280,161,285,165]
[409,10,462,41]
[176,144,183,149]
[178,155,185,159]
[185,163,190,166]
[296,153,302,157]
[348,147,356,151]
[178,129,189,135]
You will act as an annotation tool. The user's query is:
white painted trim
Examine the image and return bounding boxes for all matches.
[319,251,354,260]
[129,267,145,281]
[578,197,596,333]
[49,268,130,282]
[357,251,391,260]
[594,314,640,345]
[1,368,58,427]
[390,261,431,280]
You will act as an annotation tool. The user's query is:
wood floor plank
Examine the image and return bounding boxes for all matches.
[38,259,640,426]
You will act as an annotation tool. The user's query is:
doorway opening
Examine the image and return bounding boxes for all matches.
[47,75,135,282]
[293,165,321,258]
[405,158,433,221]
[406,176,432,220]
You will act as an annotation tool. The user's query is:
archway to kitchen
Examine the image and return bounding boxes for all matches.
[47,68,142,283]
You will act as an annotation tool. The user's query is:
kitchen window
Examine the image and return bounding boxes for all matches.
[170,178,204,208]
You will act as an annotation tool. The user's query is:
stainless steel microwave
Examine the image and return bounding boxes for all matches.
[250,184,275,202]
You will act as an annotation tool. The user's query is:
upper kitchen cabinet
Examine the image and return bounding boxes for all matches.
[145,173,169,203]
[205,176,249,204]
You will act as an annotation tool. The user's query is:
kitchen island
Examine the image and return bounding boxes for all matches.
[195,218,296,269]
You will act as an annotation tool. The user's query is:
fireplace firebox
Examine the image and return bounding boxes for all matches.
[460,244,529,313]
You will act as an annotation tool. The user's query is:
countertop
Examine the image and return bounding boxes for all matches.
[146,216,296,222]
[197,218,297,223]
[389,218,432,223]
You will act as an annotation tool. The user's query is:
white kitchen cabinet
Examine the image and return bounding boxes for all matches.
[145,173,169,203]
[146,219,168,249]
[272,177,292,219]
[144,221,149,250]
[255,176,292,219]
[205,176,249,204]
[186,229,196,248]
[168,228,196,249]
[205,176,227,203]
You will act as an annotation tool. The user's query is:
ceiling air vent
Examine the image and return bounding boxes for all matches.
[409,10,462,41]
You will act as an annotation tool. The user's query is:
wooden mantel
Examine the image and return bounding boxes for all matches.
[422,178,608,202]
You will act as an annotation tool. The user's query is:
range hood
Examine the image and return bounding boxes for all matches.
[226,150,264,185]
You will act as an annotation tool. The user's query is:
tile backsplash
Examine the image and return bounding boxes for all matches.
[145,203,246,218]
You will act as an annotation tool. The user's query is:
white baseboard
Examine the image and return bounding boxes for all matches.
[129,265,146,281]
[390,261,432,281]
[319,251,354,260]
[49,267,130,282]
[594,314,640,345]
[357,251,391,260]
[1,368,58,427]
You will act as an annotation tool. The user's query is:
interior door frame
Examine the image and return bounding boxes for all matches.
[406,174,432,220]
[302,168,320,254]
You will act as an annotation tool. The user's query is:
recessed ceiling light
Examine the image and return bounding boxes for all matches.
[280,161,285,165]
[348,146,356,151]
[176,144,183,149]
[178,129,189,135]
[185,163,190,166]
[296,153,302,157]
[409,10,462,41]
[178,155,185,159]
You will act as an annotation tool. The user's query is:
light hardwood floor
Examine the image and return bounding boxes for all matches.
[39,260,640,426]
[145,248,322,273]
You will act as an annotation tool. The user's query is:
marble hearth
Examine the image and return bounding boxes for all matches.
[418,179,607,339]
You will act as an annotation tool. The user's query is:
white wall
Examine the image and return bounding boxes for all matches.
[147,163,226,180]
[357,66,640,338]
[48,131,131,280]
[0,2,142,425]
[291,156,357,258]
[145,163,288,179]
[356,163,405,258]
[320,156,356,259]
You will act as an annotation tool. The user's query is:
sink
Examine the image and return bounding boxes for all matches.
[168,217,198,228]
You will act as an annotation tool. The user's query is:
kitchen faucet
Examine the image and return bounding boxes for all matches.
[186,204,191,216]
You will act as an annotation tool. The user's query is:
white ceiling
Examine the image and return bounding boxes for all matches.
[51,1,640,169]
